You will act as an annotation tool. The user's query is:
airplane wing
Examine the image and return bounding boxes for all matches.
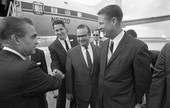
[122,15,170,27]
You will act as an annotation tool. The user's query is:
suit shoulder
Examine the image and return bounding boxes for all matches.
[128,36,146,47]
[68,45,79,53]
[49,39,58,48]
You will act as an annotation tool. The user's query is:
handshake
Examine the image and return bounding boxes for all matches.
[51,69,65,79]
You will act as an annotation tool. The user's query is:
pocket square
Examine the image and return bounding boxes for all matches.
[36,62,41,65]
[70,39,73,42]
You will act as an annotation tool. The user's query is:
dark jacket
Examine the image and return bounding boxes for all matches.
[0,50,62,108]
[98,33,152,108]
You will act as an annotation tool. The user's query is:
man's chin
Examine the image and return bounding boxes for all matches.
[31,50,36,54]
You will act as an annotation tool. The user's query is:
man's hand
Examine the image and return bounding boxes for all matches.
[52,69,65,79]
[135,103,142,108]
[66,93,73,101]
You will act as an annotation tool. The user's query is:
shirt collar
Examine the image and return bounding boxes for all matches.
[3,47,26,60]
[81,43,92,50]
[110,30,124,45]
[58,35,69,42]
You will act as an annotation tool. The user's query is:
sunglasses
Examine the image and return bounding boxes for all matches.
[93,34,99,36]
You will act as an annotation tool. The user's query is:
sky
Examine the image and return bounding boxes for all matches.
[68,0,103,5]
[68,0,170,38]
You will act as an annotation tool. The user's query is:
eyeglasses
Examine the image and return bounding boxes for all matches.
[93,34,99,37]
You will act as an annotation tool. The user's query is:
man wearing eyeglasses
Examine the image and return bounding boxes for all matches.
[66,24,100,108]
[91,29,103,47]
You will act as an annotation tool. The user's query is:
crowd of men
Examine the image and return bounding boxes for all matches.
[0,4,169,108]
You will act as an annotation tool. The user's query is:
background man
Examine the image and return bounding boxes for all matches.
[91,29,103,47]
[149,43,170,108]
[31,48,48,73]
[30,48,48,108]
[126,29,137,38]
[0,16,64,108]
[66,24,100,108]
[48,20,78,108]
[97,5,152,108]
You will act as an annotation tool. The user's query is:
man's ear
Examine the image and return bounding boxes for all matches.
[111,17,117,25]
[11,34,20,45]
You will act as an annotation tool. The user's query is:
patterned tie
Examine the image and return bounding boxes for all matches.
[110,41,114,53]
[64,40,69,51]
[84,46,93,72]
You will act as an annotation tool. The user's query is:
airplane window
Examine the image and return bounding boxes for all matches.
[65,9,70,15]
[58,8,65,14]
[70,10,77,16]
[33,1,44,15]
[51,7,57,14]
[77,12,82,17]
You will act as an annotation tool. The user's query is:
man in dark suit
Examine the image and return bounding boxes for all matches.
[0,17,64,108]
[30,48,48,108]
[66,24,100,108]
[91,29,103,47]
[149,43,170,108]
[48,20,78,108]
[97,5,152,108]
[31,48,48,74]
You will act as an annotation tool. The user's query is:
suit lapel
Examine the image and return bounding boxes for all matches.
[91,44,97,75]
[107,34,129,66]
[100,39,110,74]
[78,46,89,71]
[55,39,67,55]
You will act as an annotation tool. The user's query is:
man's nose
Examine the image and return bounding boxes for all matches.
[35,38,39,45]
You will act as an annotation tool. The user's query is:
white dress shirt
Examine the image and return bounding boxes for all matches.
[80,44,94,67]
[58,36,72,51]
[107,30,124,63]
[3,47,26,60]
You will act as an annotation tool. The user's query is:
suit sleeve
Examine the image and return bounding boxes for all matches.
[149,44,166,108]
[133,44,152,103]
[66,51,73,94]
[40,50,48,74]
[48,46,61,71]
[22,62,62,97]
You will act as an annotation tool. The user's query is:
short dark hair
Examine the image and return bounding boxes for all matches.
[127,29,137,38]
[52,20,65,28]
[97,5,123,22]
[77,24,91,35]
[0,16,33,40]
[93,29,100,35]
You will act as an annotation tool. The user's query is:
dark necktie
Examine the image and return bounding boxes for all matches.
[64,40,69,51]
[96,41,98,46]
[110,41,114,53]
[84,46,93,72]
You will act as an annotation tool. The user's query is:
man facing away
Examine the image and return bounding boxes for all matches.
[97,5,152,108]
[0,16,64,108]
[66,24,100,108]
[48,20,78,108]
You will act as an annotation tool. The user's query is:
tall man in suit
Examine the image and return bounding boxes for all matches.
[66,24,100,108]
[0,16,64,108]
[148,43,170,108]
[48,20,78,108]
[97,5,152,108]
